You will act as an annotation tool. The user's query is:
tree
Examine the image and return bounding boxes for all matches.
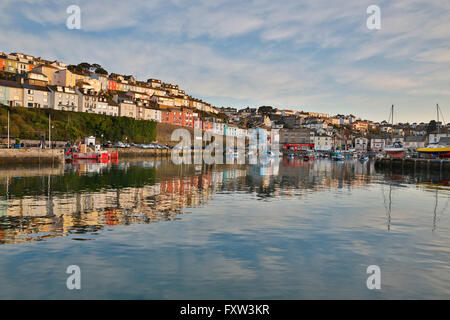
[427,120,437,133]
[258,106,274,115]
[77,62,91,71]
[95,67,108,75]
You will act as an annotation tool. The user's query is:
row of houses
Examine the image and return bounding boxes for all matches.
[0,72,267,140]
[1,51,220,115]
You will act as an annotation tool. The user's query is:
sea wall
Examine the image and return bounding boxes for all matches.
[0,148,64,164]
[375,158,450,172]
[109,148,171,158]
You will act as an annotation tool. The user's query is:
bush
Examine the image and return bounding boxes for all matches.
[0,105,157,143]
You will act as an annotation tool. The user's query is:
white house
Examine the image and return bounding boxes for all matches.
[48,85,78,112]
[355,137,369,151]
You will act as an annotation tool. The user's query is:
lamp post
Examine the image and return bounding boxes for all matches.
[48,114,51,149]
[7,110,10,149]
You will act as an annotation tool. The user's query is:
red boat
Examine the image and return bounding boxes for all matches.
[65,147,118,162]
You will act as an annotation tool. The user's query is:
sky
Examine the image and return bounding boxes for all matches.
[1,0,449,123]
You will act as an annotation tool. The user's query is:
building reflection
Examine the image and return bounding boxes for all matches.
[0,159,448,244]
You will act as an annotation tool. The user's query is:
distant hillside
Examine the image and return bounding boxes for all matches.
[0,105,157,144]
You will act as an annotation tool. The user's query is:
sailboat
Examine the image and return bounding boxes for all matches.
[417,104,450,159]
[383,105,405,158]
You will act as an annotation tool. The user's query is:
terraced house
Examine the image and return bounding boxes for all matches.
[48,86,79,112]
[0,79,23,107]
[23,83,50,109]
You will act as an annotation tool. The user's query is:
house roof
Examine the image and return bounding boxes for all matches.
[405,136,426,142]
[22,83,50,91]
[440,137,450,145]
[0,79,22,88]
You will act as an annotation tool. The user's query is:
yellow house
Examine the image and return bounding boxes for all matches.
[32,64,60,85]
[53,69,85,87]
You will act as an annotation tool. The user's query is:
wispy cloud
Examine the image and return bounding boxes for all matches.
[0,0,449,122]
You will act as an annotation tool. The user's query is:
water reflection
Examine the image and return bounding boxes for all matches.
[0,158,448,245]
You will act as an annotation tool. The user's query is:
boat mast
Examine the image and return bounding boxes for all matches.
[437,104,440,136]
[391,105,394,143]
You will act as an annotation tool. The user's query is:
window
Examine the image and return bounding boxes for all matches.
[28,89,34,95]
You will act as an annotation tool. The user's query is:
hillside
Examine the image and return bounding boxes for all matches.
[0,105,157,144]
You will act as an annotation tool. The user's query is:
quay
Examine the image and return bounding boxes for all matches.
[0,148,64,164]
[375,158,450,172]
[109,148,171,158]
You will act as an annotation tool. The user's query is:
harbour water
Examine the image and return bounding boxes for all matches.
[0,158,449,299]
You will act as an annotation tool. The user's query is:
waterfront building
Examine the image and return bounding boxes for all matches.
[370,137,387,151]
[428,133,450,144]
[280,128,313,151]
[355,137,369,151]
[312,134,333,151]
[405,136,426,150]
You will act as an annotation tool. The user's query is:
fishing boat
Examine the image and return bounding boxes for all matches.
[64,145,118,162]
[384,141,405,158]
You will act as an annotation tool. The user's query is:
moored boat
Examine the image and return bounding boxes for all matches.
[359,155,369,162]
[332,151,345,161]
[417,144,450,159]
[384,141,405,159]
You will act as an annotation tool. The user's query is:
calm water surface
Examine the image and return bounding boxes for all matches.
[0,158,449,299]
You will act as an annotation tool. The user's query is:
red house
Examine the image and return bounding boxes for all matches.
[108,79,117,91]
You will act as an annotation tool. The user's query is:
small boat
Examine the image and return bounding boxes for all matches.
[359,155,369,162]
[332,151,345,161]
[303,150,316,161]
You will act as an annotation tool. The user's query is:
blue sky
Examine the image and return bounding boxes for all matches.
[1,0,449,123]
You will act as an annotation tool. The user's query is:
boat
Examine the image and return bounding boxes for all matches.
[417,144,450,158]
[303,151,316,161]
[359,155,369,162]
[417,104,449,159]
[384,141,405,158]
[64,146,118,162]
[332,151,345,161]
[383,105,405,158]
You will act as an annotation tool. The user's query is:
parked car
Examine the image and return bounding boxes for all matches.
[113,141,127,148]
[103,141,113,148]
